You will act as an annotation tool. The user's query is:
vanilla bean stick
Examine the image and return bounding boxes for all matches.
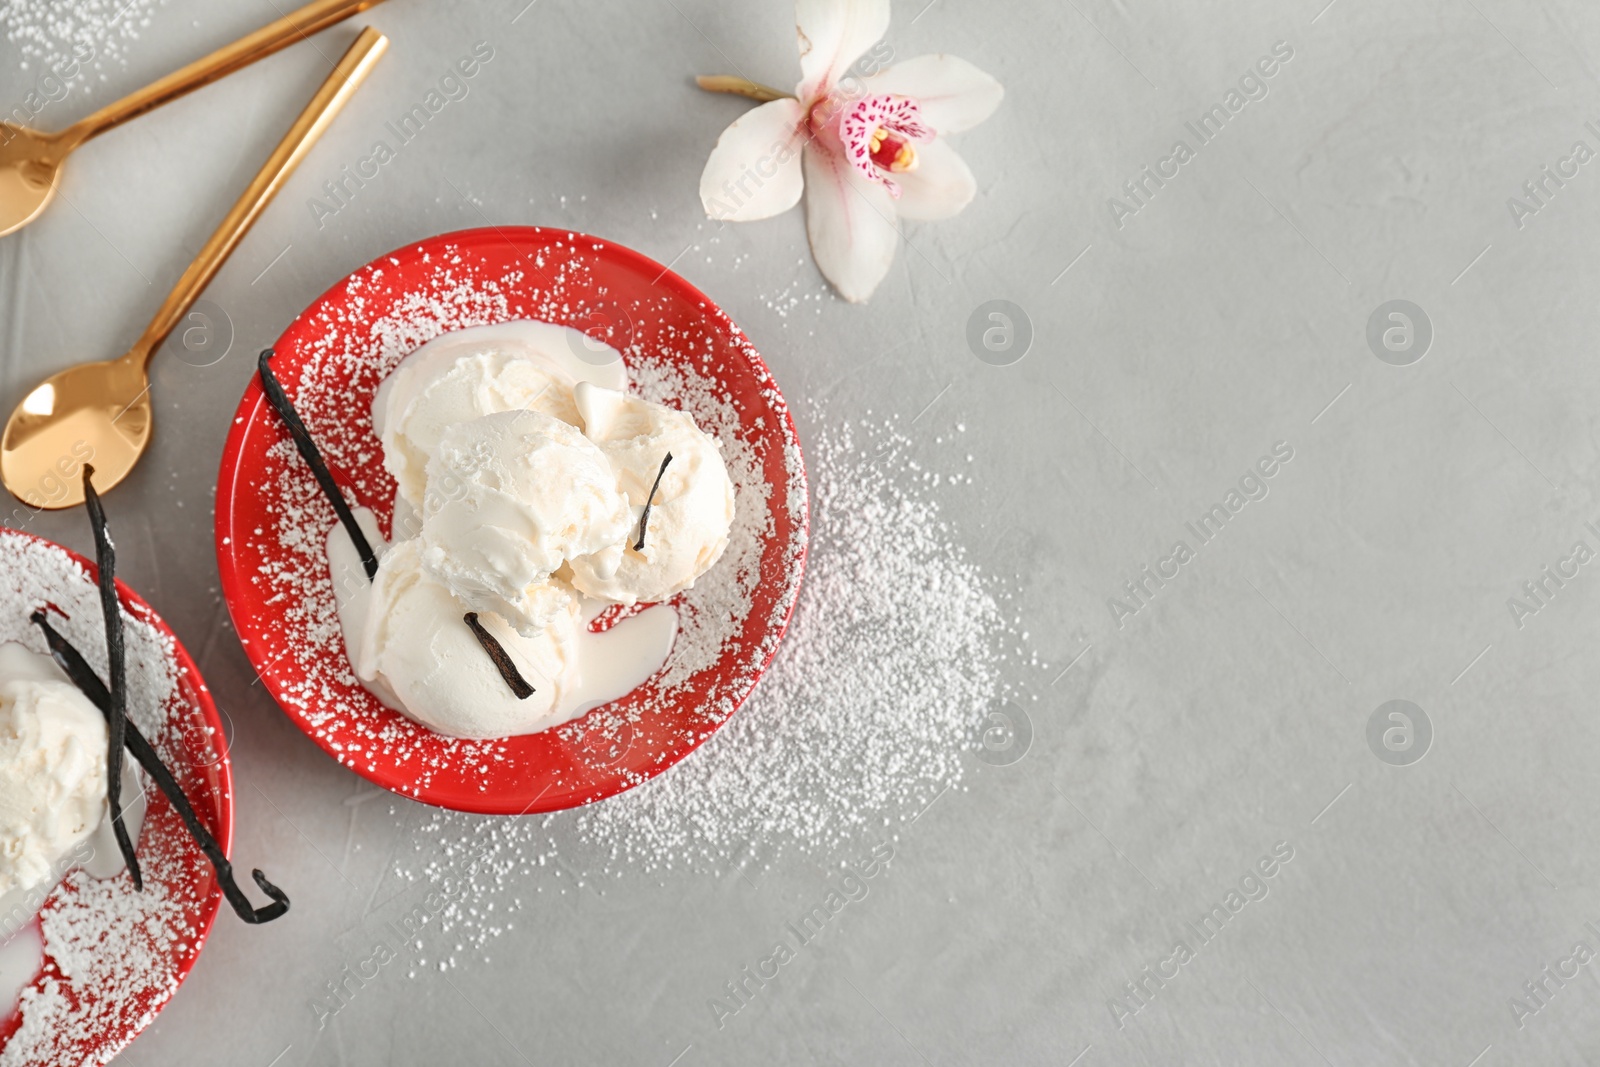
[634,452,674,552]
[80,466,141,892]
[463,612,535,700]
[257,348,378,580]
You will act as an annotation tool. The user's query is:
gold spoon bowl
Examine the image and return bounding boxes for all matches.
[0,125,68,239]
[3,359,149,509]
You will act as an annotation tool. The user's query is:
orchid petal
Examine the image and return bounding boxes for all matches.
[862,54,1003,135]
[803,146,900,302]
[893,139,977,221]
[796,0,890,103]
[700,98,807,221]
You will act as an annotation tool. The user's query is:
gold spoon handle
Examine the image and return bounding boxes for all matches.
[59,0,386,149]
[130,27,387,367]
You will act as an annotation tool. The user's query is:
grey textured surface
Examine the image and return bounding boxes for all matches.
[4,0,1600,1064]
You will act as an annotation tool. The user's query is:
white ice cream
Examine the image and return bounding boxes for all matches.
[419,410,633,636]
[325,319,729,741]
[568,383,737,606]
[330,512,678,740]
[373,321,629,515]
[344,538,582,739]
[0,643,108,898]
[0,644,144,1018]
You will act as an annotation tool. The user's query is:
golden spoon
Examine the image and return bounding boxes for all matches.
[0,27,388,511]
[0,0,387,239]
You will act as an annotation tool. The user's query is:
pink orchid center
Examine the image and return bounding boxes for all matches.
[868,128,917,173]
[832,93,934,197]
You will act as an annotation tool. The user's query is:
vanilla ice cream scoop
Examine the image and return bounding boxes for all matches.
[419,409,633,635]
[567,383,737,606]
[375,344,580,514]
[351,539,582,739]
[0,643,109,898]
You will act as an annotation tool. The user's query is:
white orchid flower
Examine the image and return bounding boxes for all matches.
[697,0,1003,303]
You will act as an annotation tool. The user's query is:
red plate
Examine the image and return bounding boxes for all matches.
[215,227,808,814]
[0,528,230,1066]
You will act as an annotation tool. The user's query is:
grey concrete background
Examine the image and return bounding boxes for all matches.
[4,0,1600,1063]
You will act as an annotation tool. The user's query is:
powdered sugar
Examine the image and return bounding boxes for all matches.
[2,0,169,77]
[384,409,1023,960]
[573,411,1012,862]
[0,531,226,1066]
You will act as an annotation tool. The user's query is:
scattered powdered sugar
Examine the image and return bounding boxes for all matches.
[6,844,195,1067]
[2,0,169,77]
[563,414,1012,866]
[0,531,223,1066]
[384,409,1026,965]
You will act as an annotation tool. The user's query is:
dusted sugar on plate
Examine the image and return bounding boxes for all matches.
[329,319,738,741]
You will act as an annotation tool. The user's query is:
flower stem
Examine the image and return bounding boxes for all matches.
[695,75,792,103]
